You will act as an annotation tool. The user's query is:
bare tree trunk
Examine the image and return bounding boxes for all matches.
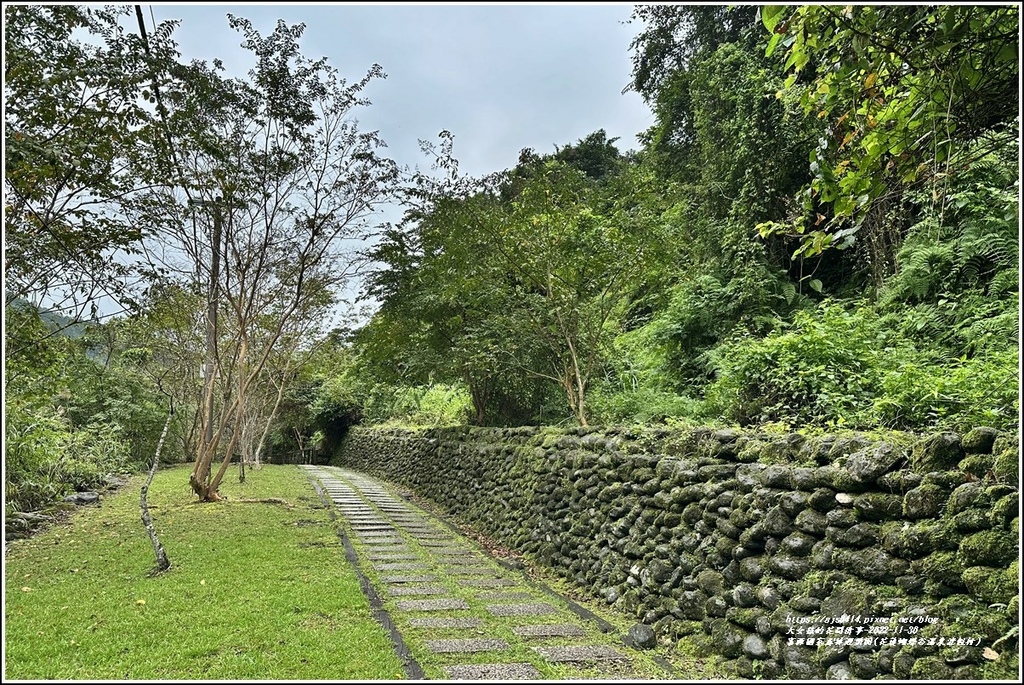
[141,401,173,575]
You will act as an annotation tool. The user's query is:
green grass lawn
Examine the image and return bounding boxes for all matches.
[4,464,405,680]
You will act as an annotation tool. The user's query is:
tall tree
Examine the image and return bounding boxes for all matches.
[134,16,397,500]
[4,5,180,331]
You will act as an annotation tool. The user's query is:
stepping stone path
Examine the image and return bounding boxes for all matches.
[302,465,650,680]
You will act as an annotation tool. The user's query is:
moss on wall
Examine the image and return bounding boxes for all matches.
[335,425,1019,679]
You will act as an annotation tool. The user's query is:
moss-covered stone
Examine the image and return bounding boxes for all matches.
[950,507,994,534]
[807,487,838,512]
[962,427,1000,454]
[902,483,947,518]
[946,482,989,515]
[922,469,971,489]
[726,605,765,630]
[881,520,945,558]
[853,492,903,520]
[962,566,1017,605]
[958,454,996,479]
[912,432,964,472]
[709,617,746,658]
[834,547,909,583]
[910,656,954,679]
[914,551,965,587]
[846,443,902,484]
[957,530,1018,567]
[992,450,1019,486]
[818,579,876,618]
[877,469,923,493]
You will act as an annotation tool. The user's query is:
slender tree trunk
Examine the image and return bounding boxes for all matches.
[141,401,173,575]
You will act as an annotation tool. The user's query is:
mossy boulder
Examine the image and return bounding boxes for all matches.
[818,579,876,618]
[853,492,903,520]
[958,530,1018,567]
[914,551,965,587]
[990,493,1019,529]
[709,618,746,658]
[959,454,995,478]
[846,443,902,484]
[903,483,947,518]
[834,547,909,583]
[910,656,954,679]
[949,508,992,533]
[880,520,942,557]
[947,482,988,515]
[962,565,1017,605]
[961,427,1000,454]
[912,433,964,472]
[992,450,1019,486]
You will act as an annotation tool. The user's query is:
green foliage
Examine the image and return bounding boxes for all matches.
[4,5,182,318]
[704,299,1018,432]
[4,302,172,514]
[761,5,1019,258]
[4,397,130,515]
[705,301,888,426]
[588,386,699,426]
[874,346,1018,431]
[358,383,472,428]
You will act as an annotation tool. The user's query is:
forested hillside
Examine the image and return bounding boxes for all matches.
[322,5,1019,433]
[4,5,1019,515]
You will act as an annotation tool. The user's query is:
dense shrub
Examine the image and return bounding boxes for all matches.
[703,299,1019,431]
[5,398,131,514]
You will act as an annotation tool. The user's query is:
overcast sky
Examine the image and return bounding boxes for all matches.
[151,2,655,179]
[139,2,656,324]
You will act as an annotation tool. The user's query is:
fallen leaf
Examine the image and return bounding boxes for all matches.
[983,647,1000,661]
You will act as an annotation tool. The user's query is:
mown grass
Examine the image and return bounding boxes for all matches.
[4,465,405,680]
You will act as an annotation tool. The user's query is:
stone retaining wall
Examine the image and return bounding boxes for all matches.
[333,424,1019,679]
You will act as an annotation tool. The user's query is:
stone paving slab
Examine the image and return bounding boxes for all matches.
[512,624,586,638]
[458,578,515,587]
[380,574,437,583]
[408,617,485,629]
[534,645,629,662]
[311,467,646,681]
[357,537,406,545]
[385,584,450,596]
[397,598,471,611]
[474,591,536,601]
[443,663,542,680]
[426,638,510,654]
[366,551,417,561]
[443,565,498,575]
[432,549,478,557]
[374,562,431,571]
[486,603,557,617]
[354,532,405,540]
